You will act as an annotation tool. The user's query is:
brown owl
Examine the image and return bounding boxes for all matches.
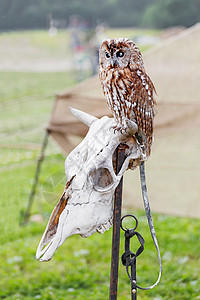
[99,38,156,157]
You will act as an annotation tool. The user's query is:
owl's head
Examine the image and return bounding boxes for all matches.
[99,38,144,71]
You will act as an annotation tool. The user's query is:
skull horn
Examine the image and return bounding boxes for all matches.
[69,107,98,127]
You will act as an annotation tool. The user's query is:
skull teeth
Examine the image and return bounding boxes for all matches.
[97,218,113,234]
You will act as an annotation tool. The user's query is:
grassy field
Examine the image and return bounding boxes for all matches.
[0,30,199,299]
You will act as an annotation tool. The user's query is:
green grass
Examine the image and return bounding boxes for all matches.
[0,30,71,68]
[0,72,75,103]
[0,71,76,153]
[1,156,199,300]
[0,30,199,299]
[0,161,199,300]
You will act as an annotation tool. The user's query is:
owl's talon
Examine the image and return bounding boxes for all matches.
[111,125,128,135]
[111,125,120,133]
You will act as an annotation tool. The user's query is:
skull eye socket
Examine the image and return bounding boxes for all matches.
[90,167,113,190]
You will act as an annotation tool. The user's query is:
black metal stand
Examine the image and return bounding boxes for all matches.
[109,144,126,300]
[109,157,145,300]
[109,148,161,299]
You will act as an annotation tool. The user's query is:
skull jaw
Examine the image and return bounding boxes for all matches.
[36,193,114,262]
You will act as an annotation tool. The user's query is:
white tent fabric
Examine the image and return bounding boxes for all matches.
[47,24,200,218]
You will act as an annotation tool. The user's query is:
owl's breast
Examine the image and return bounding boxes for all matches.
[100,68,132,95]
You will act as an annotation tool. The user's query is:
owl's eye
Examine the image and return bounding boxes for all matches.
[116,51,124,58]
[105,52,110,58]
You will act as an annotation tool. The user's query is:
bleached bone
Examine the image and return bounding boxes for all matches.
[69,107,97,127]
[36,109,145,262]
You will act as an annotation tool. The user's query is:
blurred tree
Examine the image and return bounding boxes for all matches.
[0,0,199,30]
[143,0,200,28]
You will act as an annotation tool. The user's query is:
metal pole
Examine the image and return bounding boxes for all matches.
[109,144,126,300]
[131,259,137,299]
[22,130,49,224]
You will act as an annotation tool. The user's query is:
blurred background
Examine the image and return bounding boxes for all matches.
[0,1,199,299]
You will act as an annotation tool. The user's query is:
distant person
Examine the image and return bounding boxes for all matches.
[88,24,107,75]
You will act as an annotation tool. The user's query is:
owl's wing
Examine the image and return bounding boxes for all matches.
[128,70,157,155]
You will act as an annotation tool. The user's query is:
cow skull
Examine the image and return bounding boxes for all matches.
[36,108,145,261]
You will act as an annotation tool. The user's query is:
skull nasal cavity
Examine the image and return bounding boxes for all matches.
[90,168,113,188]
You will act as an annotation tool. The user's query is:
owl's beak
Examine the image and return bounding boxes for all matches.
[111,57,117,67]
